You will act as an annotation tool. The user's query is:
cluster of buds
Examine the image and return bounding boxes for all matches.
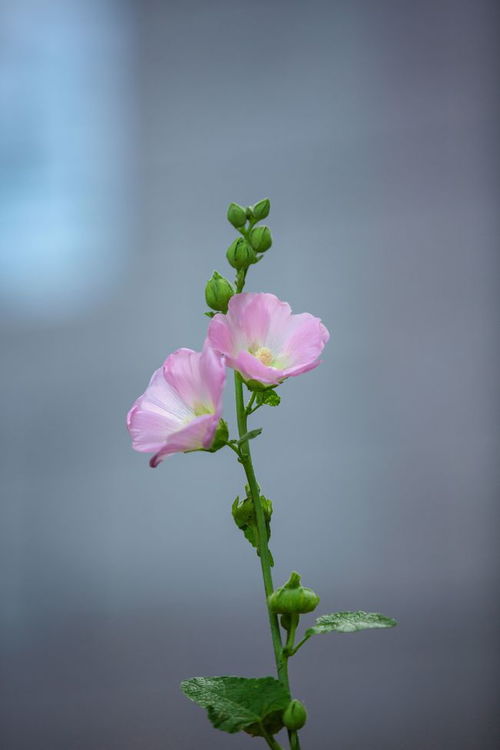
[205,198,273,313]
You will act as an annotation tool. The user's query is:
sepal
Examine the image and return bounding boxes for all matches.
[206,419,229,453]
[255,388,281,407]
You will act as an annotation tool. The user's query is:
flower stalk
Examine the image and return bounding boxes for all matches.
[233,264,301,749]
[127,197,396,749]
[233,370,286,685]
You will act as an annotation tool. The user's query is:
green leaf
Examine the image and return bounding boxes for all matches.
[305,611,397,636]
[256,389,281,407]
[180,676,289,735]
[204,311,216,318]
[237,428,262,446]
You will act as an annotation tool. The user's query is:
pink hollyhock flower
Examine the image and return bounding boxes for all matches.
[127,341,226,467]
[207,292,329,386]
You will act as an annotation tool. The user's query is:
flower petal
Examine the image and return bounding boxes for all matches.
[207,292,330,385]
[282,315,330,367]
[127,343,226,465]
[198,339,226,414]
[149,413,218,467]
[127,367,191,453]
[228,350,285,386]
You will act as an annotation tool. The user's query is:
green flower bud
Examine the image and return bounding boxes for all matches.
[252,198,270,221]
[268,572,320,615]
[205,271,234,313]
[249,225,272,253]
[227,202,247,228]
[226,238,257,269]
[283,699,307,731]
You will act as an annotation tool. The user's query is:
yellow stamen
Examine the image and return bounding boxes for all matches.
[192,403,212,417]
[254,346,274,367]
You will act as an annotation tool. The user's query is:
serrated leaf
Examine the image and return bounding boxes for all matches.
[237,428,262,446]
[180,676,290,735]
[305,611,397,636]
[256,389,281,407]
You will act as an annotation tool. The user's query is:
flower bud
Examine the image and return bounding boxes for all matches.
[205,271,234,313]
[227,202,247,228]
[226,238,257,269]
[249,225,272,253]
[268,572,319,615]
[283,699,307,731]
[252,198,270,221]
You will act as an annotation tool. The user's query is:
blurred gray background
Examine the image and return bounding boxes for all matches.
[1,0,499,748]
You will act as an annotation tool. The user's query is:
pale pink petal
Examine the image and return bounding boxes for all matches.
[208,313,238,359]
[127,367,191,452]
[149,413,218,467]
[198,339,226,413]
[280,359,322,378]
[228,293,291,351]
[229,350,285,386]
[127,343,226,465]
[282,315,330,367]
[163,347,205,407]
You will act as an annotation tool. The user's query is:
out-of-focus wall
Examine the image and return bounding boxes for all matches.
[1,1,499,748]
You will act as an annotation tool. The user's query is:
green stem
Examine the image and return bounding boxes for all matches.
[234,371,288,687]
[289,635,310,657]
[232,265,301,749]
[282,616,301,750]
[263,731,285,750]
[245,391,257,415]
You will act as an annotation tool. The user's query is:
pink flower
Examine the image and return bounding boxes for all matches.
[207,292,329,386]
[127,341,226,467]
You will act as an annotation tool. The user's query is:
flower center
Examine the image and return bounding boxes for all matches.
[192,402,213,417]
[254,346,274,367]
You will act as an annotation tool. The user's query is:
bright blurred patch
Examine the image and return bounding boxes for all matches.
[0,0,134,321]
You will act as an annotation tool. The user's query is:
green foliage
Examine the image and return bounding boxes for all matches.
[249,225,273,253]
[180,676,289,736]
[283,699,307,730]
[207,419,229,453]
[268,571,320,615]
[227,202,247,228]
[232,495,274,566]
[226,238,257,270]
[305,611,397,636]
[251,198,271,221]
[237,427,262,446]
[205,271,234,313]
[256,389,281,407]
